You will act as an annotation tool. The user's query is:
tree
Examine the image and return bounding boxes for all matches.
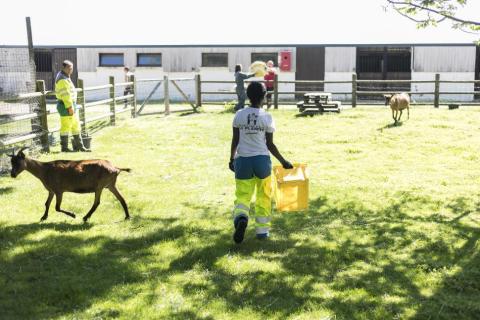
[385,0,480,40]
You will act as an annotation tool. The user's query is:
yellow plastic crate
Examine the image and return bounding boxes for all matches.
[273,163,309,212]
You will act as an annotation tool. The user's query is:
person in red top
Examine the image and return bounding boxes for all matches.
[263,60,276,109]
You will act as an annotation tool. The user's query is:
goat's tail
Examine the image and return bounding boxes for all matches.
[117,168,132,173]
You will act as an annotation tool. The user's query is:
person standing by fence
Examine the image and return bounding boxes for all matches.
[229,81,293,244]
[123,67,134,109]
[55,60,90,152]
[264,60,276,109]
[234,64,255,111]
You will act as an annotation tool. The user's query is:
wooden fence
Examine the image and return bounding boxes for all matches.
[136,76,196,115]
[0,76,137,152]
[2,72,479,154]
[196,73,480,108]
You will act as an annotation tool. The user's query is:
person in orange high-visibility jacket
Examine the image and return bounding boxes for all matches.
[229,81,293,244]
[55,60,89,152]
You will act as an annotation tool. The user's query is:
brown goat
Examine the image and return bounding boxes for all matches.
[9,148,130,222]
[384,93,410,123]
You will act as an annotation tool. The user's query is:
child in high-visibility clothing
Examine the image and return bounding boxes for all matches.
[229,81,293,244]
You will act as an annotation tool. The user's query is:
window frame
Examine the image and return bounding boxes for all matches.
[137,53,162,67]
[201,52,228,67]
[251,52,278,67]
[99,53,124,67]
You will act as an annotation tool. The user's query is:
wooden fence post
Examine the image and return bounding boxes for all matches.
[130,74,137,118]
[274,73,279,109]
[434,73,440,108]
[352,73,357,108]
[35,80,49,152]
[77,79,87,136]
[195,73,202,108]
[109,76,116,125]
[164,74,170,115]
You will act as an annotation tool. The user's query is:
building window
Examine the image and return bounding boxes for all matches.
[99,53,124,67]
[202,53,228,67]
[137,53,162,67]
[251,52,278,66]
[34,51,52,72]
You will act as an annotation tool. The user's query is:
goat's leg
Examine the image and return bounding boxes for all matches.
[398,110,403,122]
[55,192,76,219]
[82,189,102,222]
[41,191,54,221]
[391,109,395,122]
[407,107,409,120]
[109,185,130,220]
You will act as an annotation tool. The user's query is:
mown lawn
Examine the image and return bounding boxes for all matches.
[1,105,479,319]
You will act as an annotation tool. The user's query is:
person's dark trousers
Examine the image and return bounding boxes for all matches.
[235,90,246,111]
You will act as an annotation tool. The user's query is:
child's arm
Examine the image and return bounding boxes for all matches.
[229,127,240,171]
[240,72,256,79]
[266,132,293,169]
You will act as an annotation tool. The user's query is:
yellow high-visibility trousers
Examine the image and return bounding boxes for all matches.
[59,115,81,136]
[233,175,272,236]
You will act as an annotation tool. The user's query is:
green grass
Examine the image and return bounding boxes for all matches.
[1,105,480,319]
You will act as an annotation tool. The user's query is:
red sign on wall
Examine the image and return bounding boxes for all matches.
[279,51,291,71]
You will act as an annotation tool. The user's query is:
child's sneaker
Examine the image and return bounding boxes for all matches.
[233,217,248,244]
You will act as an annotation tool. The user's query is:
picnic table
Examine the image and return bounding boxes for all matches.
[296,92,341,113]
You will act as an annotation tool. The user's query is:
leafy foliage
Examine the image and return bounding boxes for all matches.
[386,0,480,42]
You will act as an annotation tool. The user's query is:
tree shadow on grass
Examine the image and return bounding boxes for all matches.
[0,216,187,319]
[1,192,478,319]
[174,193,480,319]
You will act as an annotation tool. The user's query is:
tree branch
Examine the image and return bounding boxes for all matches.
[387,0,480,26]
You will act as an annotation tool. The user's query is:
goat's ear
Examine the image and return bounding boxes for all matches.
[383,94,392,99]
[17,147,28,158]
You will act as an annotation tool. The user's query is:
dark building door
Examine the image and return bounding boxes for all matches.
[53,48,78,86]
[356,47,411,100]
[34,49,54,91]
[34,48,78,92]
[295,47,325,98]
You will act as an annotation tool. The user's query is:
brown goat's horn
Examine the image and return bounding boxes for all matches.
[18,147,29,155]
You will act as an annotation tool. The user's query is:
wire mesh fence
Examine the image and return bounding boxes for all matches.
[0,47,42,174]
